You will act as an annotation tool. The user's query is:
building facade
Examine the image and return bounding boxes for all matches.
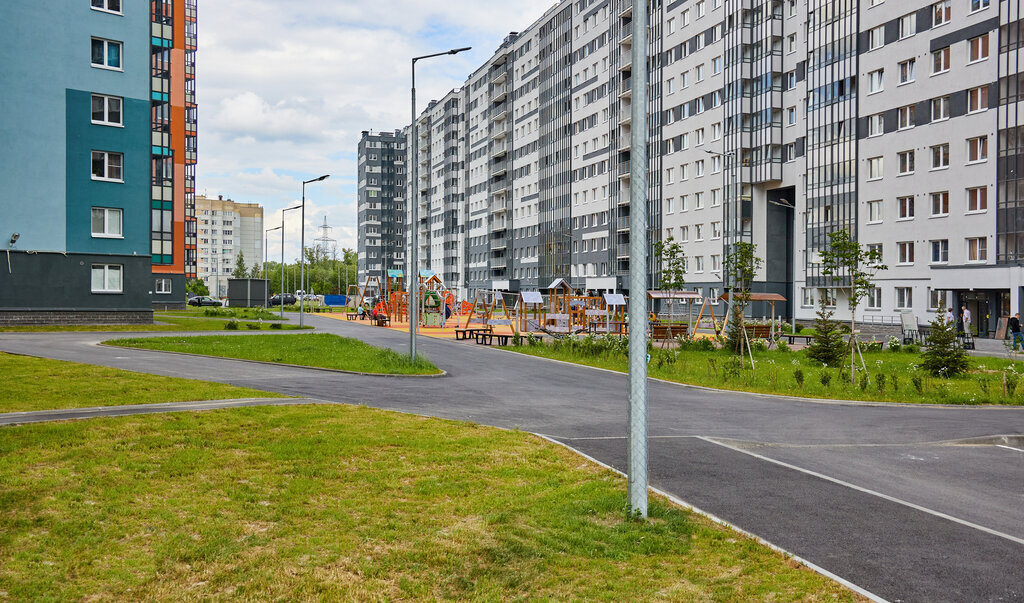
[357,130,408,286]
[358,0,1023,336]
[0,1,196,324]
[195,195,263,297]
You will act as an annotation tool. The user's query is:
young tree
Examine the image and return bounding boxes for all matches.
[232,251,248,279]
[922,315,969,377]
[806,297,846,367]
[653,236,686,333]
[185,278,209,297]
[725,241,763,358]
[818,229,887,383]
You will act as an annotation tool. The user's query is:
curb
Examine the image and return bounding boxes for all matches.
[96,342,447,378]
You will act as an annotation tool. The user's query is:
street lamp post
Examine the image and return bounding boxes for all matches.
[299,175,330,329]
[265,225,282,308]
[282,205,302,318]
[410,46,471,361]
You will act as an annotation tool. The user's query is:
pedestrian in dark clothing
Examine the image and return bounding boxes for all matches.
[1011,313,1023,351]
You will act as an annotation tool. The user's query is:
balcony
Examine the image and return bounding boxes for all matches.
[617,243,630,258]
[619,1,632,19]
[491,70,507,85]
[619,77,632,99]
[617,216,630,231]
[618,162,631,180]
[492,109,508,122]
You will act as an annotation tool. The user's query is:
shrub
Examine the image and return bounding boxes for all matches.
[806,299,846,367]
[526,334,541,347]
[904,343,920,354]
[859,372,869,391]
[819,371,832,387]
[750,339,768,353]
[922,317,969,378]
[863,340,883,352]
[775,338,791,353]
[224,320,239,330]
[512,332,522,347]
[793,369,805,388]
[1006,372,1019,397]
[887,336,902,353]
[911,375,924,394]
[889,373,899,393]
[245,323,260,330]
[794,323,805,334]
[876,373,886,394]
[270,323,283,330]
[678,337,715,352]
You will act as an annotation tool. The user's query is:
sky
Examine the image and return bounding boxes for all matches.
[196,0,557,265]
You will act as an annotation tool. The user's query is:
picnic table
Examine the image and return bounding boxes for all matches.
[475,331,511,346]
[374,316,391,327]
[455,326,492,340]
[345,312,359,321]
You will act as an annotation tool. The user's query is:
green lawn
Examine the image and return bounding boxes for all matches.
[158,306,286,320]
[0,314,306,333]
[506,339,1024,406]
[0,352,284,413]
[105,333,441,375]
[0,405,857,601]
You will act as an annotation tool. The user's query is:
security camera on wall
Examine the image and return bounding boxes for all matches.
[8,233,19,247]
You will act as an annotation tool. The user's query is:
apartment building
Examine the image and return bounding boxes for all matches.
[357,129,408,285]
[360,0,1024,337]
[0,0,197,324]
[195,195,263,297]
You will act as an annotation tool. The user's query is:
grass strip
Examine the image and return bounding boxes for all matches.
[0,315,306,333]
[0,352,283,413]
[105,333,441,375]
[0,405,859,600]
[504,341,1024,406]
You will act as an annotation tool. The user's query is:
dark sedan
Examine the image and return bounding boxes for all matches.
[269,293,297,306]
[188,295,223,307]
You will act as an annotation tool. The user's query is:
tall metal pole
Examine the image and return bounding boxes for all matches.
[280,220,285,318]
[628,0,649,518]
[408,47,471,362]
[300,180,306,327]
[410,60,419,361]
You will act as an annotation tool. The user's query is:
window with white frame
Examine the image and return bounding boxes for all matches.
[898,150,916,175]
[712,221,722,238]
[933,0,951,25]
[787,106,797,125]
[822,288,837,308]
[896,287,913,310]
[91,151,123,181]
[967,186,988,212]
[695,256,705,272]
[868,26,884,50]
[899,58,916,84]
[91,94,122,126]
[868,113,884,137]
[898,195,915,218]
[969,33,990,62]
[868,156,883,179]
[91,0,122,13]
[90,38,122,70]
[91,207,122,237]
[868,69,884,93]
[967,135,988,162]
[929,288,947,311]
[91,264,123,293]
[932,47,950,73]
[931,191,950,216]
[155,277,172,294]
[967,86,989,113]
[867,200,883,223]
[967,237,988,261]
[898,241,915,264]
[931,239,949,263]
[899,13,916,38]
[971,0,990,11]
[866,287,882,310]
[931,144,950,169]
[801,287,815,307]
[931,96,950,121]
[898,105,915,129]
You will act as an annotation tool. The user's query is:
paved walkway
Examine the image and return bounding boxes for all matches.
[0,398,326,426]
[2,319,1023,602]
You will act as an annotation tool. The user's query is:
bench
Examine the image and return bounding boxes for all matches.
[346,312,359,321]
[744,325,774,339]
[455,326,492,340]
[475,332,511,346]
[784,334,814,346]
[651,323,686,340]
[374,316,391,327]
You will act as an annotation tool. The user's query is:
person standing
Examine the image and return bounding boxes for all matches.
[961,305,972,335]
[1011,313,1023,351]
[945,307,954,324]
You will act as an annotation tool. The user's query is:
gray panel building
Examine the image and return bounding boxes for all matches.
[357,130,407,285]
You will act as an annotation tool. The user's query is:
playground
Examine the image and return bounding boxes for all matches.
[327,272,784,346]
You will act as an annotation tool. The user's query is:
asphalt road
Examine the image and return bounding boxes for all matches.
[2,316,1023,602]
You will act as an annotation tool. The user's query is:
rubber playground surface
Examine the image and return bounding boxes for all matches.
[322,313,516,340]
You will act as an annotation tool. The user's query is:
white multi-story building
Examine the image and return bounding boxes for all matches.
[195,194,263,297]
[358,0,1024,338]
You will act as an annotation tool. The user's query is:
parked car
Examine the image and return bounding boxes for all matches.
[188,296,222,307]
[269,293,297,306]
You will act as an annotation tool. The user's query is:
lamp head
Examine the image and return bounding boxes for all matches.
[316,174,330,182]
[9,233,19,247]
[450,47,472,54]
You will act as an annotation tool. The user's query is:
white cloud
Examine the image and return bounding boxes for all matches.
[196,0,555,261]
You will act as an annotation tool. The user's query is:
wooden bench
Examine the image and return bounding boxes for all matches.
[345,312,359,321]
[784,334,814,345]
[651,324,686,340]
[455,326,492,340]
[475,332,511,346]
[744,325,773,339]
[374,316,391,327]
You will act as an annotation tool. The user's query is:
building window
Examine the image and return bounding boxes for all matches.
[931,144,950,169]
[931,96,950,121]
[896,287,913,310]
[868,26,884,50]
[91,0,121,13]
[933,0,951,25]
[866,287,882,310]
[970,0,990,11]
[931,191,950,216]
[868,114,884,137]
[898,241,915,264]
[91,151,123,182]
[932,47,950,74]
[91,264,123,293]
[898,150,915,175]
[822,289,837,308]
[967,136,988,163]
[91,207,122,237]
[868,69,884,93]
[898,105,915,129]
[801,287,815,308]
[867,156,883,180]
[931,239,949,263]
[929,288,947,311]
[969,34,990,62]
[967,237,988,262]
[91,94,122,126]
[90,38,122,70]
[967,186,988,212]
[898,195,915,219]
[867,200,883,223]
[155,278,172,294]
[967,86,989,113]
[898,58,916,84]
[899,13,916,38]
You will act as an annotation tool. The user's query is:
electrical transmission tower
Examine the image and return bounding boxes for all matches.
[313,216,337,259]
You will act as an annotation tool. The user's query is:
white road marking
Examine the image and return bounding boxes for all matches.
[996,445,1024,453]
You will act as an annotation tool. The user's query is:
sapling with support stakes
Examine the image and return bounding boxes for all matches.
[725,241,763,369]
[818,229,887,385]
